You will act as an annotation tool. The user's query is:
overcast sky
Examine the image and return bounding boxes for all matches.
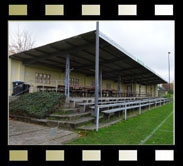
[9,21,175,83]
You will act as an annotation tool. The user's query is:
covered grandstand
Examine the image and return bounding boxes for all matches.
[9,23,170,130]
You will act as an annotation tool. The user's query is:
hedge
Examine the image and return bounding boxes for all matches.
[9,92,65,118]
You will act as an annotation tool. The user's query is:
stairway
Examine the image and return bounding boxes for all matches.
[45,103,104,129]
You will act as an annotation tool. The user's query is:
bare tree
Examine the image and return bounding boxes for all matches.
[9,27,36,55]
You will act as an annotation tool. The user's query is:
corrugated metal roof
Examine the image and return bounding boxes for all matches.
[9,30,167,85]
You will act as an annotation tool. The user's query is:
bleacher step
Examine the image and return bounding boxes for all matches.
[77,118,122,130]
[46,116,94,129]
[49,112,92,120]
[55,108,80,114]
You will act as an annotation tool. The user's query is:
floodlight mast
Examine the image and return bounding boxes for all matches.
[168,52,171,91]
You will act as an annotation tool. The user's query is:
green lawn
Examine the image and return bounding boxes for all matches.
[67,102,174,145]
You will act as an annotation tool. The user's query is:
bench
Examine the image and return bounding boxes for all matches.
[102,102,154,120]
[90,99,150,110]
[77,100,130,112]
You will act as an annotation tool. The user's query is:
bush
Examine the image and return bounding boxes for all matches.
[163,93,173,99]
[9,92,65,118]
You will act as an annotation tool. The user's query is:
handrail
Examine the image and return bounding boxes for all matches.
[9,79,65,91]
[13,87,30,96]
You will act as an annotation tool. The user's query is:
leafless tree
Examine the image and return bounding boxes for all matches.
[9,27,36,55]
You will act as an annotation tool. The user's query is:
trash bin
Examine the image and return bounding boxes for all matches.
[23,84,30,94]
[12,81,24,96]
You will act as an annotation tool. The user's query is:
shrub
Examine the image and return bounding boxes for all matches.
[9,92,65,118]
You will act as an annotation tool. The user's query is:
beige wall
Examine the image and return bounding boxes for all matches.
[8,58,158,97]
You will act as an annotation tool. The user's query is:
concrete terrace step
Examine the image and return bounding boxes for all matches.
[49,112,92,120]
[55,108,80,114]
[47,116,95,129]
[77,118,122,131]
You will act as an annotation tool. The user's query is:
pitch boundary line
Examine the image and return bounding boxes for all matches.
[139,111,173,145]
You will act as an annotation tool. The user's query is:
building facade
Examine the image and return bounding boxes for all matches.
[8,58,158,97]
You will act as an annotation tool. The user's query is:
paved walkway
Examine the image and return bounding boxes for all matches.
[9,120,78,145]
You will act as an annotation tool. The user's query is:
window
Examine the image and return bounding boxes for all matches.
[35,73,51,84]
[70,78,79,86]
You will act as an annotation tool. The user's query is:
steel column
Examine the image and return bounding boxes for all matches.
[118,75,121,97]
[65,54,70,98]
[100,66,102,98]
[131,81,133,97]
[95,21,99,121]
[139,84,141,97]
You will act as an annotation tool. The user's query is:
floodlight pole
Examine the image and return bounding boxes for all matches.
[168,52,171,91]
[95,21,99,132]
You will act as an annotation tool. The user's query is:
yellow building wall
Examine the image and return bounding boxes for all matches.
[8,58,159,97]
[152,84,158,97]
[9,59,25,96]
[135,84,139,95]
[24,66,64,89]
[84,76,94,87]
[141,85,146,95]
[8,58,12,96]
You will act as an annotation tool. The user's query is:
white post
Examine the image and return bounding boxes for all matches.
[56,80,58,92]
[155,99,157,107]
[139,101,141,114]
[124,104,127,120]
[43,81,45,91]
[160,99,162,106]
[96,107,99,132]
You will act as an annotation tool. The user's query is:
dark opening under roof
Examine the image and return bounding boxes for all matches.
[10,30,167,85]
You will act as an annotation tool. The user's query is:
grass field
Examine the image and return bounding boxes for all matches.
[67,102,173,145]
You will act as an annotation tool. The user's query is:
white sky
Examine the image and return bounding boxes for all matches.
[9,21,175,83]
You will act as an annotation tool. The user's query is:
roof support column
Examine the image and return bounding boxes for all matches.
[100,66,102,98]
[131,81,133,97]
[65,54,70,99]
[95,21,99,131]
[118,75,121,97]
[139,84,141,97]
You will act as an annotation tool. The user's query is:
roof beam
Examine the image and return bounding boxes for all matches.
[29,62,65,71]
[74,56,129,70]
[106,67,142,75]
[23,42,94,65]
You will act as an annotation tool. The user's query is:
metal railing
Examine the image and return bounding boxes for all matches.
[9,79,65,96]
[95,97,172,131]
[9,79,159,98]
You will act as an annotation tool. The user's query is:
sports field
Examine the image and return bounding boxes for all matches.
[67,102,173,145]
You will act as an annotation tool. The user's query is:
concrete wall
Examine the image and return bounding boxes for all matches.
[8,58,158,97]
